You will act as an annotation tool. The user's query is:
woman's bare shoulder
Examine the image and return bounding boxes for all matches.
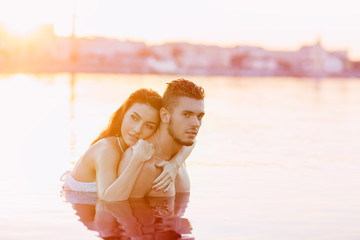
[86,137,122,163]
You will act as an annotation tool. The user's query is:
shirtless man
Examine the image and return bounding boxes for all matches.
[117,78,205,199]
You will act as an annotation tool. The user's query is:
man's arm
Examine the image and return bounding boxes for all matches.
[174,165,190,193]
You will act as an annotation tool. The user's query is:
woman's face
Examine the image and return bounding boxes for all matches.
[121,103,160,147]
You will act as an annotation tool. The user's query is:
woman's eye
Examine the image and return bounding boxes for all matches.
[131,115,138,121]
[146,124,154,130]
[183,113,190,118]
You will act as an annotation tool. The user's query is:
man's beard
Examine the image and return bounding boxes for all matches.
[167,119,194,146]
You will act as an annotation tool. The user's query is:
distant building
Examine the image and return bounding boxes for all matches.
[0,24,357,77]
[295,40,347,76]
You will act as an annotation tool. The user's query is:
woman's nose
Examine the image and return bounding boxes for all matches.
[133,122,142,133]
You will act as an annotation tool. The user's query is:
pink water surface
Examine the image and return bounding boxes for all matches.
[0,74,360,239]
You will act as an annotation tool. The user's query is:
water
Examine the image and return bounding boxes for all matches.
[0,74,360,239]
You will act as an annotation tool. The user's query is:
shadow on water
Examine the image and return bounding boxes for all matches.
[62,191,193,239]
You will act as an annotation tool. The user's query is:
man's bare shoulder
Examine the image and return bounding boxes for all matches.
[141,158,162,180]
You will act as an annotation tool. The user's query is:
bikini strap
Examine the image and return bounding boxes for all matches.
[60,170,71,182]
[117,136,124,153]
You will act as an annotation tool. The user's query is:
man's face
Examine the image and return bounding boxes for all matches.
[167,97,205,146]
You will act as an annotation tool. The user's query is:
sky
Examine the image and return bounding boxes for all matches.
[0,0,359,60]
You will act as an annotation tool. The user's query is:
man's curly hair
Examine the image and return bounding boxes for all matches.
[162,78,205,112]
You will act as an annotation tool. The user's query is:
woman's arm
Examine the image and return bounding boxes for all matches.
[96,139,154,202]
[152,142,195,192]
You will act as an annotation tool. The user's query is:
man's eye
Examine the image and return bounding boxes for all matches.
[146,124,154,129]
[183,113,190,118]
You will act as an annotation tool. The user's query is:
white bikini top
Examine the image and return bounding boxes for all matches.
[61,171,97,192]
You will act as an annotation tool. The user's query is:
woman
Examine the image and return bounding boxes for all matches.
[62,88,193,201]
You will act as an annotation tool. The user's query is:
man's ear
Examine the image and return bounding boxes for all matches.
[160,107,170,123]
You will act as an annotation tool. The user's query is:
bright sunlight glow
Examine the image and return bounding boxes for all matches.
[0,0,98,37]
[0,0,359,59]
[2,22,41,36]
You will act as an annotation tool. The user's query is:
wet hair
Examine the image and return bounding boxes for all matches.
[162,78,205,112]
[91,88,162,146]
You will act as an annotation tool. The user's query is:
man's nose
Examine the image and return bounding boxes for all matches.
[191,116,200,127]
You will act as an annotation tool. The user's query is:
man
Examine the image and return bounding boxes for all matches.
[119,78,205,198]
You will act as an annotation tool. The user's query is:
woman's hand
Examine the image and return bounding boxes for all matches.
[131,139,155,162]
[152,143,195,192]
[153,160,179,192]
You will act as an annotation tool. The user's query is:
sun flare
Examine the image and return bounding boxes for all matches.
[0,0,78,37]
[3,21,42,36]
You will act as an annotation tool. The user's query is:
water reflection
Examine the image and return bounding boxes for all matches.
[63,191,193,239]
[69,73,77,163]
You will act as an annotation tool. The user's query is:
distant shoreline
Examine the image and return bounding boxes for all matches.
[1,66,359,78]
[1,28,360,79]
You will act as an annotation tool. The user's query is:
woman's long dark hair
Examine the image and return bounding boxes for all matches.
[90,88,162,146]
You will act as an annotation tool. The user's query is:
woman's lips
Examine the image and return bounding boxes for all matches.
[128,133,139,143]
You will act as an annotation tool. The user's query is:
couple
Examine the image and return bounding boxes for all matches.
[62,78,205,201]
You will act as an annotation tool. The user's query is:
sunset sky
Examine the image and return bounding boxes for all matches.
[0,0,359,60]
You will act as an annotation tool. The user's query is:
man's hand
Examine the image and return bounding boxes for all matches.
[153,160,179,192]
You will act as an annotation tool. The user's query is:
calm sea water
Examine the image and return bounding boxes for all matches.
[0,73,359,239]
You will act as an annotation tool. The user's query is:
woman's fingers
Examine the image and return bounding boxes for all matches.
[153,160,178,191]
[154,178,173,192]
[157,181,170,192]
[153,171,165,185]
[155,160,166,168]
[152,175,169,190]
[132,140,155,161]
[143,142,154,160]
[147,143,155,160]
[163,182,173,193]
